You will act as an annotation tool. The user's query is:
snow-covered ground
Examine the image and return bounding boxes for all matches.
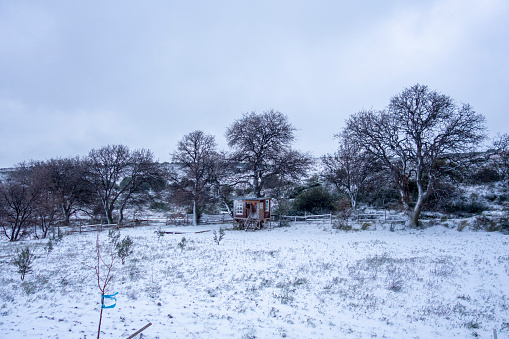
[1,222,508,338]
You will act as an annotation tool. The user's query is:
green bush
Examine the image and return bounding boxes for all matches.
[149,201,170,211]
[116,236,134,264]
[213,227,226,245]
[472,215,498,232]
[470,167,500,184]
[443,197,487,216]
[332,219,352,231]
[290,186,334,215]
[12,246,36,281]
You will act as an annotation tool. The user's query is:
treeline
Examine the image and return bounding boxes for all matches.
[1,84,508,241]
[0,109,314,241]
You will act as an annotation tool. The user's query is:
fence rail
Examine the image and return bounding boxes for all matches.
[278,212,406,226]
[281,213,333,223]
[199,214,233,224]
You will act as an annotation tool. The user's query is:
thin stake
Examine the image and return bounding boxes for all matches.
[126,322,152,339]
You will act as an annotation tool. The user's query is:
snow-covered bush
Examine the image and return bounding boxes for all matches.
[332,219,352,231]
[443,196,488,217]
[212,227,226,245]
[177,236,187,252]
[473,215,498,232]
[12,246,36,281]
[116,235,134,265]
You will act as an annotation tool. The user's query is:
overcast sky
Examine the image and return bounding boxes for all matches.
[1,0,508,168]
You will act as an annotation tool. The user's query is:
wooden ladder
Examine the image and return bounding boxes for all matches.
[244,215,260,231]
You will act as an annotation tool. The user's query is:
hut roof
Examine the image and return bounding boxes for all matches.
[234,197,271,201]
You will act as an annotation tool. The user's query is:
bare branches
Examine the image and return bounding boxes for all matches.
[170,131,218,225]
[225,109,311,198]
[345,84,487,227]
[87,145,160,224]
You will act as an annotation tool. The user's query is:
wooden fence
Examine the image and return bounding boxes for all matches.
[199,214,233,224]
[280,213,333,223]
[278,211,406,226]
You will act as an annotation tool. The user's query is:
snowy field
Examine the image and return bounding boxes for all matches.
[1,222,508,338]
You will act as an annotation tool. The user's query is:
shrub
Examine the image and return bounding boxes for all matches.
[149,201,170,211]
[386,266,404,292]
[332,219,352,231]
[154,228,165,241]
[45,239,54,255]
[498,217,509,234]
[361,222,371,231]
[116,236,134,264]
[473,215,498,232]
[470,167,500,184]
[443,197,487,216]
[213,227,226,245]
[12,246,36,281]
[457,220,469,232]
[290,186,334,215]
[178,237,187,252]
[108,229,120,245]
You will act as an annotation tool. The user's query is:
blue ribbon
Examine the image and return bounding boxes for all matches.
[101,292,118,309]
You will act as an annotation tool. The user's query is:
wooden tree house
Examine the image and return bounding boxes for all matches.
[233,197,271,231]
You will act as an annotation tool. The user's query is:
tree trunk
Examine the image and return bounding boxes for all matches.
[348,191,357,211]
[406,193,427,228]
[192,200,198,226]
[97,300,104,339]
[253,179,261,198]
[63,205,71,226]
[405,210,419,228]
[105,208,114,225]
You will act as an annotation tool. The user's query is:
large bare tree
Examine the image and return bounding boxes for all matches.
[87,145,159,224]
[225,109,312,198]
[39,157,92,225]
[170,131,217,226]
[346,84,486,228]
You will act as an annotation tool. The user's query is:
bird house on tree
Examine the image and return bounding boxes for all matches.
[233,197,271,230]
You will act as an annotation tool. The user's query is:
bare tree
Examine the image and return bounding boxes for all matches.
[170,131,217,226]
[322,131,380,210]
[87,145,159,224]
[43,157,93,225]
[492,133,509,189]
[225,109,312,197]
[0,163,41,241]
[116,149,162,224]
[346,84,486,228]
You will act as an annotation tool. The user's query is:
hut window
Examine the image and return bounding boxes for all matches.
[235,201,243,215]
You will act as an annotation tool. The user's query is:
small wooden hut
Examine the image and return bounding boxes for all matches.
[233,197,271,230]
